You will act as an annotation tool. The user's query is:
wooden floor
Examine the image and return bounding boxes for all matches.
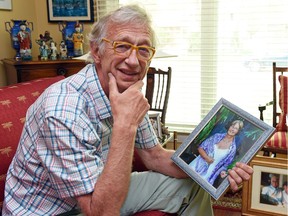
[213,208,241,216]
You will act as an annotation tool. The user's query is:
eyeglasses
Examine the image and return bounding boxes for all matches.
[102,38,156,61]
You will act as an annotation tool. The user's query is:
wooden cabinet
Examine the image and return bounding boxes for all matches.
[2,58,87,85]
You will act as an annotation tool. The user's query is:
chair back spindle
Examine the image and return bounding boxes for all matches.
[145,67,172,124]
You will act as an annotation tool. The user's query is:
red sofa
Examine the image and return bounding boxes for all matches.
[0,76,173,215]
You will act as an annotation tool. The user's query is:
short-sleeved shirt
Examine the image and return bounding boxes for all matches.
[3,64,158,216]
[261,185,283,205]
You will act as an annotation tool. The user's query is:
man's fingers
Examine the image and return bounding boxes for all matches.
[227,162,254,192]
[232,162,253,181]
[108,73,119,96]
[228,175,240,192]
[235,162,253,175]
[128,79,144,92]
[228,169,242,185]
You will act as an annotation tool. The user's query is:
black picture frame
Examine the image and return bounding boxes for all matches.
[171,98,275,200]
[47,0,94,22]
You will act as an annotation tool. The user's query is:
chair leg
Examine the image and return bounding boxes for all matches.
[173,131,178,150]
[263,150,270,156]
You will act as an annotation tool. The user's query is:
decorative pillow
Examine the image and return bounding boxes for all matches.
[276,75,288,131]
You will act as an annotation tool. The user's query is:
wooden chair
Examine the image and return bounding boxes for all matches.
[145,67,176,148]
[145,67,172,125]
[258,62,288,156]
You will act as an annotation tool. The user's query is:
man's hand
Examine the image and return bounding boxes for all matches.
[227,162,253,191]
[108,73,150,128]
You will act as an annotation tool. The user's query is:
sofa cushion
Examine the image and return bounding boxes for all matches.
[0,76,65,209]
[264,131,288,152]
[276,75,287,132]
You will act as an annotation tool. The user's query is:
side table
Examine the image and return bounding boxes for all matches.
[2,58,87,85]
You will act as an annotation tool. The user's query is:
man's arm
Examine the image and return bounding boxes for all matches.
[76,124,137,216]
[136,144,188,178]
[76,74,150,216]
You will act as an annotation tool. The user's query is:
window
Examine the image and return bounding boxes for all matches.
[93,0,118,21]
[115,0,288,132]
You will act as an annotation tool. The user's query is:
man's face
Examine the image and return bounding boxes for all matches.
[271,176,279,188]
[94,23,153,94]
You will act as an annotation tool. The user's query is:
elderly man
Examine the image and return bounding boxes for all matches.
[261,174,283,206]
[3,5,253,216]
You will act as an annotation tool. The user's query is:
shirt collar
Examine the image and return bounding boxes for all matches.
[85,64,112,120]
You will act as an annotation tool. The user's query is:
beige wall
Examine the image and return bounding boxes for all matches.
[0,0,91,87]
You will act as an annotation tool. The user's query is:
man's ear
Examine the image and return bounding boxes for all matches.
[90,43,101,63]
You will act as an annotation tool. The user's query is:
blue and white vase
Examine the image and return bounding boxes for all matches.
[59,21,83,58]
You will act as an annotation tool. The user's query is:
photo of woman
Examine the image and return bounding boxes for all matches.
[172,98,275,200]
[188,120,244,185]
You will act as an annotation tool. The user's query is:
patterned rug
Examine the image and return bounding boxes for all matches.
[212,189,242,212]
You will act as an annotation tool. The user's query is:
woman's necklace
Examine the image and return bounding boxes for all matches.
[218,138,233,149]
[222,138,232,144]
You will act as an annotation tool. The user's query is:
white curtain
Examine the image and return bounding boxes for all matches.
[110,0,288,132]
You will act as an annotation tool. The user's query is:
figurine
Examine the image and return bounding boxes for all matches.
[49,41,58,60]
[59,40,68,59]
[69,23,84,57]
[17,21,32,60]
[39,40,48,60]
[40,31,53,45]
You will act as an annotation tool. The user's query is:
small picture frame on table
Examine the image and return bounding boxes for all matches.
[149,113,162,140]
[242,155,288,216]
[171,98,275,200]
[47,0,94,22]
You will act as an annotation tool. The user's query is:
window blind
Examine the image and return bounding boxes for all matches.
[115,0,288,132]
[93,0,118,21]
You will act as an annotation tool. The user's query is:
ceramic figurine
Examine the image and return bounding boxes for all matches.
[49,41,58,60]
[39,41,48,60]
[70,23,84,57]
[17,21,32,60]
[5,20,33,60]
[59,40,68,59]
[40,31,53,45]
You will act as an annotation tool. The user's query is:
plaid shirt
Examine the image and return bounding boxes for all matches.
[3,64,158,216]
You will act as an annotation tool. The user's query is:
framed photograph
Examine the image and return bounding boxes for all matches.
[171,98,275,200]
[0,0,12,10]
[242,155,288,216]
[149,113,162,139]
[47,0,94,22]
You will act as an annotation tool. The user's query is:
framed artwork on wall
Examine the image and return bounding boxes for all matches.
[0,0,12,10]
[47,0,94,22]
[171,98,275,200]
[242,155,288,216]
